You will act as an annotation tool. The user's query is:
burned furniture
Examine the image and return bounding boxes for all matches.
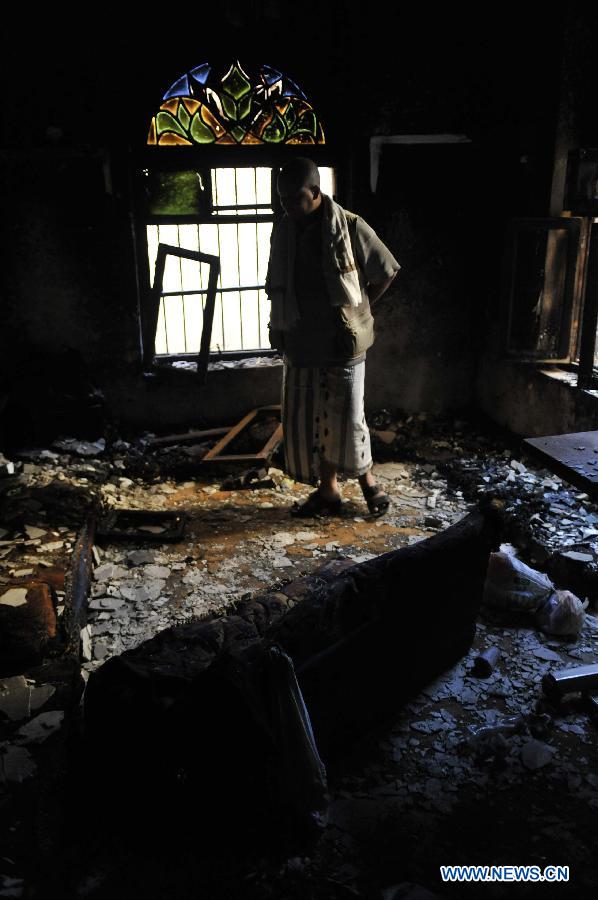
[83,499,503,848]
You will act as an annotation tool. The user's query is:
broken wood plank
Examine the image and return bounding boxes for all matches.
[147,427,231,448]
[201,405,282,465]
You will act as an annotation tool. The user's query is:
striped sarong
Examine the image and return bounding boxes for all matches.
[281,359,373,485]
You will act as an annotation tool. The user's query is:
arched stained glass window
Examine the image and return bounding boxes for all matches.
[148,60,325,146]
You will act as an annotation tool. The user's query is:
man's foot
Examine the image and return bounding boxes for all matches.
[361,482,391,517]
[290,488,342,518]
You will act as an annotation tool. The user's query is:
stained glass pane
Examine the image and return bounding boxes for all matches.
[162,295,186,354]
[216,223,240,289]
[235,168,257,206]
[239,290,261,349]
[258,289,271,347]
[238,223,258,285]
[256,168,271,205]
[189,63,211,85]
[148,60,325,145]
[220,291,242,349]
[211,293,225,351]
[182,295,203,352]
[257,222,272,283]
[163,74,190,100]
[147,226,159,288]
[320,167,335,198]
[155,301,168,354]
[163,253,183,295]
[147,171,206,216]
[213,168,237,207]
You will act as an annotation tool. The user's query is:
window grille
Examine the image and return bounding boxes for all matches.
[146,165,335,357]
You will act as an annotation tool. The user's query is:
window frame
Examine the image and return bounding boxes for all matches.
[500,215,589,365]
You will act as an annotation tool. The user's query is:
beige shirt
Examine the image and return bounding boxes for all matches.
[283,206,400,367]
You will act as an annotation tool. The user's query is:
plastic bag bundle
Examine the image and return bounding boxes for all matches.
[483,551,555,612]
[483,551,586,638]
[535,590,586,638]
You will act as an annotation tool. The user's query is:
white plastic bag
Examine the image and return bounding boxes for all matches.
[483,551,586,637]
[535,590,586,638]
[483,551,555,612]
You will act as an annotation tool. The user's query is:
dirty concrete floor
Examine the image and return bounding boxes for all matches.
[2,422,598,898]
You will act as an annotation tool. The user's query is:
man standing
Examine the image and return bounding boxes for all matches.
[266,157,400,517]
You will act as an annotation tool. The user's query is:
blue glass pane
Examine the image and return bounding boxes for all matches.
[190,63,211,85]
[262,65,283,86]
[163,74,190,100]
[283,77,306,100]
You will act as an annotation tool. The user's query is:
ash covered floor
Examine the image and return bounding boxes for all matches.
[1,412,598,898]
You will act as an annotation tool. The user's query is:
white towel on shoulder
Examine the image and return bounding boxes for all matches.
[266,193,362,332]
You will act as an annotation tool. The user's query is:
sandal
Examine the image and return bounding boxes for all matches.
[362,483,391,517]
[290,488,343,518]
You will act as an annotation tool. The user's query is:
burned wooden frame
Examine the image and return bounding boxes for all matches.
[500,217,588,363]
[142,243,220,383]
[201,405,283,466]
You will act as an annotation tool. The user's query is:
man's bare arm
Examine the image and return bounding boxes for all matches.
[367,271,398,306]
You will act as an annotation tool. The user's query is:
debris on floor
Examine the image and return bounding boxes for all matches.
[1,409,598,897]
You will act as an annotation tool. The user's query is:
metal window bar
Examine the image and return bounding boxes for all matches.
[143,243,220,383]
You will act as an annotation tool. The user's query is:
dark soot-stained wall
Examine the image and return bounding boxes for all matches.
[475,11,598,437]
[0,8,577,441]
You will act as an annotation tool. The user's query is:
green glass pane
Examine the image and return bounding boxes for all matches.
[262,110,286,143]
[190,113,216,143]
[293,110,317,137]
[283,102,297,129]
[237,94,252,121]
[147,171,205,215]
[156,110,188,139]
[220,93,237,122]
[221,63,251,100]
[230,125,246,143]
[178,103,191,131]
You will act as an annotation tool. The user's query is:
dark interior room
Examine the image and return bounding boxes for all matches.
[2,6,598,899]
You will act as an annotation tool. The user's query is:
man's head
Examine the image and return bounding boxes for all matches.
[277,157,321,220]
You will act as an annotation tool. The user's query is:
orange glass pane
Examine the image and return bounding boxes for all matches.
[200,104,226,138]
[161,98,179,115]
[158,133,193,146]
[147,119,157,144]
[215,133,237,144]
[182,97,201,116]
